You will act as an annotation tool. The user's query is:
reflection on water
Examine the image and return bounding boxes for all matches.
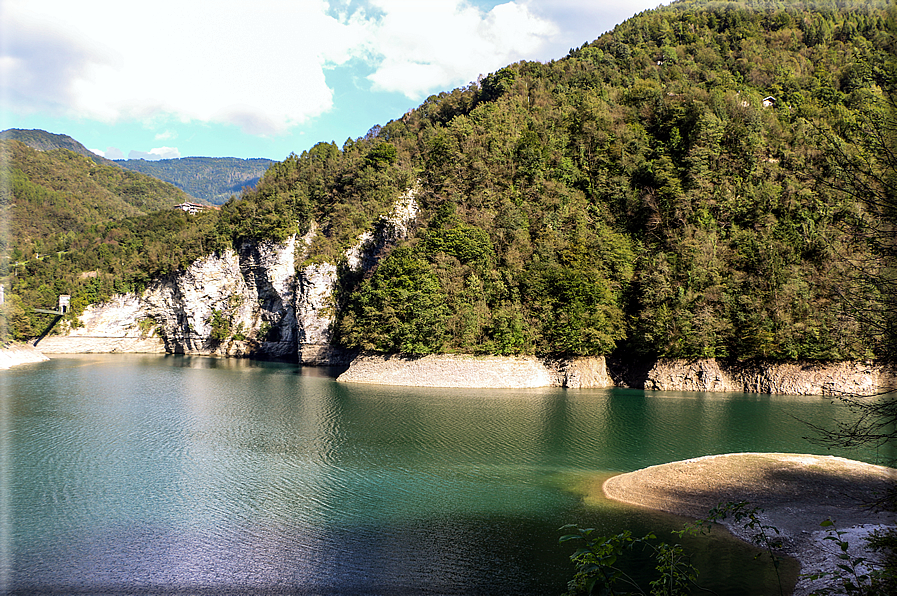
[2,354,879,594]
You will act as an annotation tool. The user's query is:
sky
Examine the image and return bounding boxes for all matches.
[1,0,665,162]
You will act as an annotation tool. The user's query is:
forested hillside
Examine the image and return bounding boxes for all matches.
[2,140,192,256]
[118,157,275,204]
[3,0,894,361]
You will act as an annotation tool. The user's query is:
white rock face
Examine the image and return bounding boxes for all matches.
[337,354,557,388]
[37,293,168,353]
[69,294,146,338]
[642,358,895,395]
[298,189,420,364]
[0,343,50,368]
[562,357,615,388]
[338,354,619,388]
[41,236,299,358]
[36,190,422,363]
[345,188,419,272]
[141,236,299,357]
[296,262,338,364]
[143,249,248,354]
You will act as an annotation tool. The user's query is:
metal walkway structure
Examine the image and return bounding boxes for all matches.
[33,295,70,346]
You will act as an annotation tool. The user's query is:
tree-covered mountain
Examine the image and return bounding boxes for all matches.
[1,139,192,258]
[3,0,894,362]
[1,128,273,204]
[116,156,275,204]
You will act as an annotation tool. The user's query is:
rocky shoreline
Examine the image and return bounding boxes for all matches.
[24,332,895,394]
[0,343,50,369]
[335,353,615,388]
[619,357,894,396]
[335,353,893,394]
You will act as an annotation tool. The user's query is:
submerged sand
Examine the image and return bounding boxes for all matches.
[602,453,896,595]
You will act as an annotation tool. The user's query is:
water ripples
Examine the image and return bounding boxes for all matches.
[6,354,872,595]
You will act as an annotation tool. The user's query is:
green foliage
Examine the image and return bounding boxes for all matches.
[559,523,702,596]
[209,308,231,343]
[1,140,190,253]
[338,247,449,354]
[563,502,894,596]
[0,128,117,163]
[208,294,245,344]
[116,156,275,204]
[364,142,398,170]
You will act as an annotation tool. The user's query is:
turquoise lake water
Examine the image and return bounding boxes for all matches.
[1,354,885,595]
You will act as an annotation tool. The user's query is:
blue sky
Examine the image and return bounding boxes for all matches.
[1,1,665,162]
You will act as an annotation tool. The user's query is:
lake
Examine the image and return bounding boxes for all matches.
[1,354,882,595]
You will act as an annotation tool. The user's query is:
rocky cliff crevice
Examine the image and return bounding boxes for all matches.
[38,190,421,362]
[40,236,301,358]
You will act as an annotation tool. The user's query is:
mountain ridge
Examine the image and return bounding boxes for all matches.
[1,139,192,256]
[0,128,273,204]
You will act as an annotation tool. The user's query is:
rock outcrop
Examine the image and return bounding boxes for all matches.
[297,189,419,365]
[0,343,50,368]
[559,357,616,389]
[40,237,299,358]
[337,354,615,389]
[37,190,421,363]
[337,354,557,388]
[639,358,894,396]
[36,293,167,354]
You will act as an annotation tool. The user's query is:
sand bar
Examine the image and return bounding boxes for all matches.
[602,453,896,595]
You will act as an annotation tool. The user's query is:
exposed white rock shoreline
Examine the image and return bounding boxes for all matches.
[637,357,894,396]
[336,353,615,388]
[335,353,895,393]
[0,343,50,369]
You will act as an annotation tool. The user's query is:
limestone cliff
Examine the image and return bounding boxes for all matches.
[636,358,895,396]
[142,235,299,357]
[38,190,421,363]
[297,188,419,364]
[39,236,299,357]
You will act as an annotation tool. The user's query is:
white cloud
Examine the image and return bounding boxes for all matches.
[1,0,364,135]
[155,130,177,141]
[0,0,662,137]
[360,1,557,99]
[88,146,124,159]
[128,147,180,161]
[526,0,669,53]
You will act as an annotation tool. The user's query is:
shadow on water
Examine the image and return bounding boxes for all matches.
[555,471,800,595]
